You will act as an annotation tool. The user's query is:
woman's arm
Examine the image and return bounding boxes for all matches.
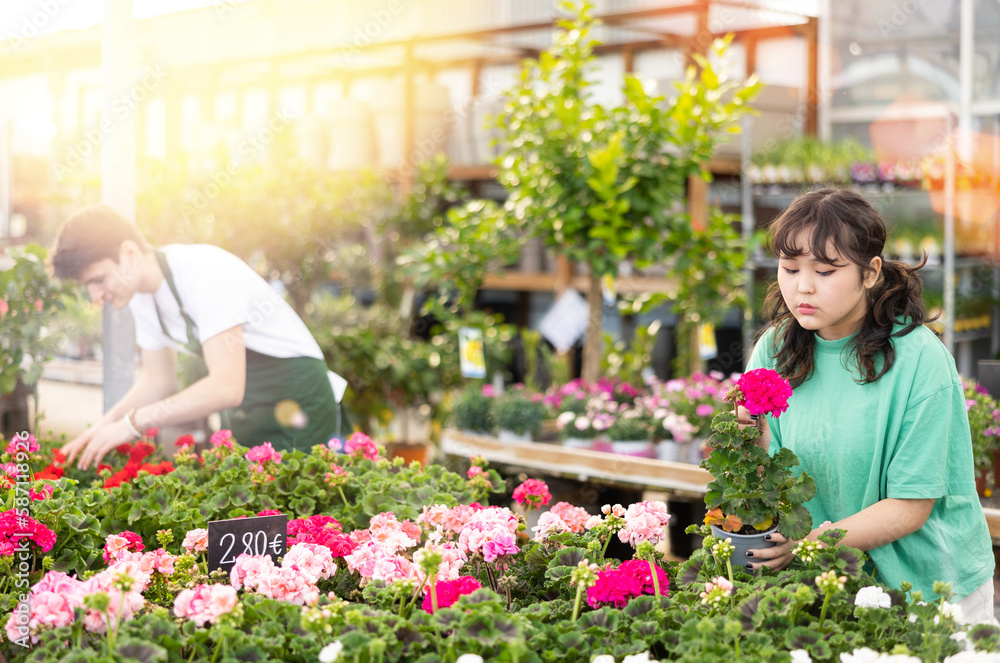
[74,326,247,468]
[747,497,935,571]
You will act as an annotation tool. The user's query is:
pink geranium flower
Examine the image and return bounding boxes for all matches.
[102,531,145,563]
[512,478,551,510]
[245,442,282,473]
[734,368,793,418]
[532,512,571,541]
[29,485,54,501]
[6,433,39,455]
[549,502,591,533]
[282,543,338,584]
[231,553,277,593]
[618,501,671,547]
[209,429,235,448]
[182,528,208,554]
[174,584,239,627]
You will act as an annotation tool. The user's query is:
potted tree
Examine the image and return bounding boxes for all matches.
[404,0,757,382]
[491,0,759,382]
[701,368,816,568]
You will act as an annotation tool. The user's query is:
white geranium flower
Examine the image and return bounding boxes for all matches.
[944,651,1000,662]
[622,652,659,663]
[854,586,892,609]
[456,656,484,663]
[935,601,964,625]
[592,656,616,663]
[790,650,813,663]
[318,641,344,663]
[841,650,922,663]
[949,631,974,652]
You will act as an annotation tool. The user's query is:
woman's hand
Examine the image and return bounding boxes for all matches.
[736,404,771,450]
[745,532,797,572]
[75,419,137,470]
[745,521,834,572]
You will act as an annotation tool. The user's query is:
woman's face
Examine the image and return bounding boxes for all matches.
[777,228,881,341]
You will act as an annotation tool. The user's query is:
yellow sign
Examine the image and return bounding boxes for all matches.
[459,327,487,378]
[698,323,718,361]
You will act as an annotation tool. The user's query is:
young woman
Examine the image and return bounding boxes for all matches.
[53,205,340,468]
[741,188,995,624]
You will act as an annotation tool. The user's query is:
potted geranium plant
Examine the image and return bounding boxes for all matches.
[450,385,495,435]
[493,387,547,442]
[701,368,816,567]
[604,409,655,457]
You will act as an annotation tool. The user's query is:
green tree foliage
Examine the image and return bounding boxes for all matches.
[492,0,761,381]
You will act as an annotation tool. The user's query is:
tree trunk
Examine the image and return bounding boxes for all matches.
[582,270,603,384]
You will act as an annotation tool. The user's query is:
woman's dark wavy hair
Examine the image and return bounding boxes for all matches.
[758,188,932,388]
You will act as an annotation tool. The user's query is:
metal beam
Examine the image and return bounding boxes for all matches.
[0,2,816,79]
[100,0,137,412]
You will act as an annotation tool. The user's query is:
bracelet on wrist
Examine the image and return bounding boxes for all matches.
[123,409,143,439]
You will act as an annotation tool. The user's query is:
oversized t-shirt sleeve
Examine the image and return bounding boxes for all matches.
[172,247,253,344]
[885,380,975,499]
[885,335,975,499]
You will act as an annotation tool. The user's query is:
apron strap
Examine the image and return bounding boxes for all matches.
[152,248,203,357]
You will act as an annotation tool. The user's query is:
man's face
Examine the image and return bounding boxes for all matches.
[79,258,132,309]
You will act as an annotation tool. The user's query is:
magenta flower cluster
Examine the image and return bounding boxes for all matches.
[0,510,56,556]
[421,575,482,614]
[586,560,670,609]
[288,515,356,558]
[735,368,793,418]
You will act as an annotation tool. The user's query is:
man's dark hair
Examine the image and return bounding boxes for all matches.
[51,205,149,280]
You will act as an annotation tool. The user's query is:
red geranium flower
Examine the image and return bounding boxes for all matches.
[175,434,195,449]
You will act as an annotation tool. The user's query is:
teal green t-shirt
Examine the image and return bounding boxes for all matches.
[748,324,994,600]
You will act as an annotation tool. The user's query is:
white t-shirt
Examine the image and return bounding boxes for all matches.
[128,244,323,360]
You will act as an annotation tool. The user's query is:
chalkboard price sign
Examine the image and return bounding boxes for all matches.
[207,514,287,573]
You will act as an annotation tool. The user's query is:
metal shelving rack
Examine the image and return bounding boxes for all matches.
[739,110,1000,377]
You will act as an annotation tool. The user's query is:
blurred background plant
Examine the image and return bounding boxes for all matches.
[0,244,79,433]
[492,387,547,438]
[46,295,102,360]
[963,378,1000,494]
[449,385,495,434]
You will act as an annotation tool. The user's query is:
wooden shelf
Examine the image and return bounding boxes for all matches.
[984,507,1000,542]
[441,429,712,494]
[449,159,740,182]
[480,271,677,294]
[448,164,499,180]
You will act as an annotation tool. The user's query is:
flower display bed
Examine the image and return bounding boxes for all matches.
[2,431,999,662]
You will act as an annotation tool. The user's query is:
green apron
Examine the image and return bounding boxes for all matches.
[152,249,337,453]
